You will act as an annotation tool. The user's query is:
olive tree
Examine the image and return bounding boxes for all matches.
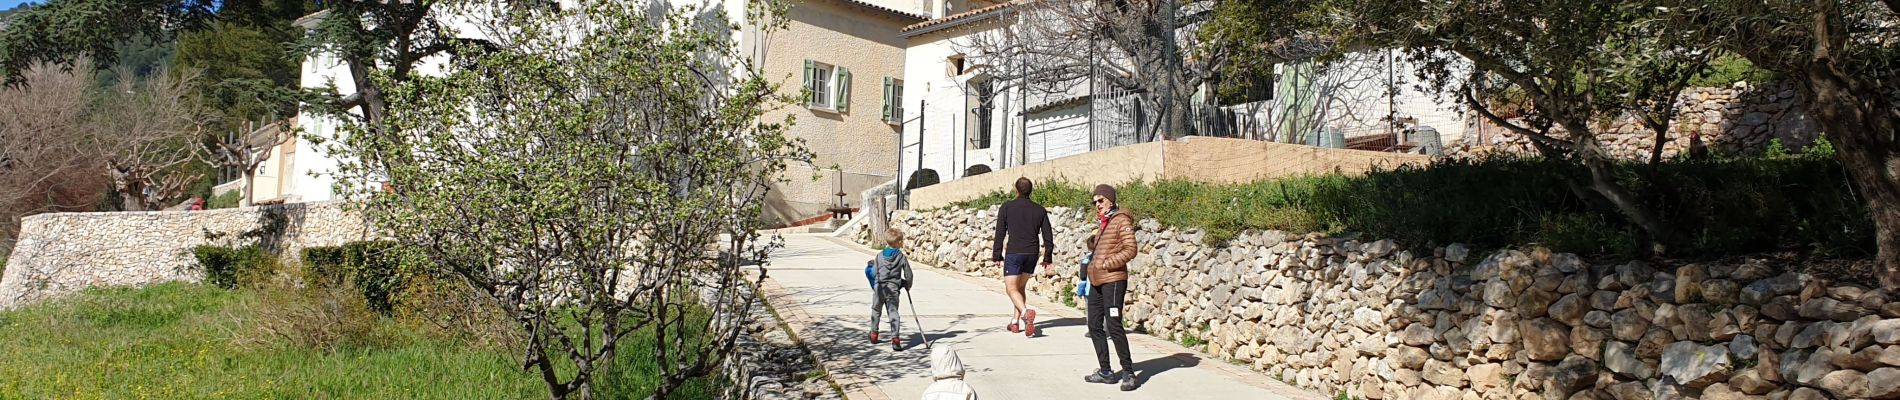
[322,1,807,398]
[1653,0,1900,285]
[1252,0,1701,249]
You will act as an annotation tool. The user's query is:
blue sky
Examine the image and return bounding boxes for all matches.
[1,0,37,12]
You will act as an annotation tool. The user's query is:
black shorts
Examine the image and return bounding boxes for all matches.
[1004,253,1039,276]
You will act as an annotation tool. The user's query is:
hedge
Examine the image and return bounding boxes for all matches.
[951,142,1871,259]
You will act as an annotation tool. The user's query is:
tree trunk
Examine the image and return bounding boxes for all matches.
[1645,117,1670,170]
[241,171,256,208]
[1566,119,1682,250]
[1799,62,1900,287]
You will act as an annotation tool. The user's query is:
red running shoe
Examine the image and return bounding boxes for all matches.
[869,331,879,343]
[1023,309,1038,337]
[1006,321,1021,333]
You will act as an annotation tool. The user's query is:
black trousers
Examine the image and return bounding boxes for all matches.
[1087,280,1134,372]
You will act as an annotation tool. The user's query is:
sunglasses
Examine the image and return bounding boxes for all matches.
[1093,198,1107,205]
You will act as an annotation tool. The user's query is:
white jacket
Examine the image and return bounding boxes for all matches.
[922,344,978,400]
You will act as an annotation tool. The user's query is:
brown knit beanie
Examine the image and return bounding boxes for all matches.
[1092,184,1117,205]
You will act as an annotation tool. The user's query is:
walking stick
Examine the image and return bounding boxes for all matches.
[905,289,931,350]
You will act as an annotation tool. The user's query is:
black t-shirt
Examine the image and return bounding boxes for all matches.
[992,197,1054,261]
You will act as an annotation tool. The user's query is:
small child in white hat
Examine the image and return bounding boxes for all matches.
[921,343,977,400]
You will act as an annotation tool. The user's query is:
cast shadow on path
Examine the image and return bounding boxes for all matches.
[1133,353,1202,386]
[805,313,986,381]
[1029,317,1088,337]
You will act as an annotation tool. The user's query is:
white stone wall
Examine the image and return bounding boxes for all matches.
[854,207,1900,399]
[0,201,374,309]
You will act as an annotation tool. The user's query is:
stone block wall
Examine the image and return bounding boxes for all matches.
[1445,82,1821,161]
[0,201,374,309]
[849,207,1900,399]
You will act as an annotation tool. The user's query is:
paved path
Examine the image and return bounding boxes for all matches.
[754,234,1324,400]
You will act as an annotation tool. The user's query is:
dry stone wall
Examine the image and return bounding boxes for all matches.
[850,207,1900,399]
[1445,82,1821,161]
[0,201,374,309]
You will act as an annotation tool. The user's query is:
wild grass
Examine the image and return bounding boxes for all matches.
[0,282,718,399]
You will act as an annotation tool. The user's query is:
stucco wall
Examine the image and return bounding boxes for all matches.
[760,0,915,223]
[1248,50,1471,144]
[1026,104,1091,163]
[906,137,1432,209]
[900,21,1011,190]
[290,45,358,203]
[0,201,374,309]
[1162,137,1434,184]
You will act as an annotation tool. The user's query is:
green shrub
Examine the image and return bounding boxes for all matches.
[1689,52,1778,88]
[948,150,1871,260]
[301,241,428,316]
[208,190,242,209]
[191,245,279,289]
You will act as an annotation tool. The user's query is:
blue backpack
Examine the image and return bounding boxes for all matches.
[865,260,877,289]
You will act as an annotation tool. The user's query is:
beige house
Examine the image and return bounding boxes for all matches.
[210,119,301,206]
[754,0,925,226]
[275,3,924,225]
[245,125,298,204]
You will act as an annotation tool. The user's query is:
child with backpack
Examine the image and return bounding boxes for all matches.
[867,228,915,351]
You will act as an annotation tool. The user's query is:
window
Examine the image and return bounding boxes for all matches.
[808,62,832,109]
[970,79,994,149]
[803,60,851,112]
[883,77,905,124]
[948,55,966,77]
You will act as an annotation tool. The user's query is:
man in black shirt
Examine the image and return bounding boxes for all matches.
[993,177,1055,337]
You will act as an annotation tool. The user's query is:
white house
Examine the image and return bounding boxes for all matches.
[893,7,1472,192]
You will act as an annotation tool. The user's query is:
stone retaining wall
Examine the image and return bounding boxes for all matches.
[716,280,841,400]
[0,201,374,309]
[849,207,1900,399]
[1446,82,1821,161]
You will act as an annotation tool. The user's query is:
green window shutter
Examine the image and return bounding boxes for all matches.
[835,67,851,113]
[882,77,895,121]
[802,59,815,104]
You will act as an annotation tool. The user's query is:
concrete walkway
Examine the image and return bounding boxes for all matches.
[754,234,1324,400]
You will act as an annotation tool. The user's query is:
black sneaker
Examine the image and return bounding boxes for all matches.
[1084,369,1116,384]
[1118,369,1138,391]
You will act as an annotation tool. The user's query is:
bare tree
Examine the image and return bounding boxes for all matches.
[91,67,214,211]
[210,119,294,207]
[0,64,106,250]
[952,0,1231,141]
